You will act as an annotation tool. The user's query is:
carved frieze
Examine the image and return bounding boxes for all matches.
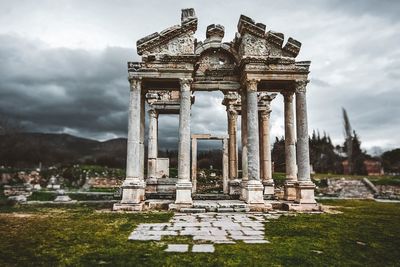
[196,49,236,77]
[146,90,181,105]
[239,33,268,58]
[148,33,195,55]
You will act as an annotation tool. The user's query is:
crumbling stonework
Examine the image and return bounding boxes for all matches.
[115,8,317,211]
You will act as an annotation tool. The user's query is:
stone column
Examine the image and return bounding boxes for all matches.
[227,108,238,179]
[175,78,193,205]
[191,137,197,193]
[244,79,264,204]
[139,92,145,180]
[222,138,229,194]
[114,78,145,210]
[282,91,298,200]
[260,109,274,197]
[295,80,316,205]
[147,109,158,179]
[240,89,248,200]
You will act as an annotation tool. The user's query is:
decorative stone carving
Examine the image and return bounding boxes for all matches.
[295,79,309,93]
[195,47,237,79]
[239,33,268,57]
[149,33,195,55]
[246,79,259,92]
[137,9,197,55]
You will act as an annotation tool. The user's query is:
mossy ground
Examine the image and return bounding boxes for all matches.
[0,200,399,266]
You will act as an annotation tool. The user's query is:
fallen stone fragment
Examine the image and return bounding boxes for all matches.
[192,244,215,253]
[165,244,189,252]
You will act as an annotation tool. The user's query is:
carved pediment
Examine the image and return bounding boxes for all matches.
[137,8,197,56]
[235,15,302,59]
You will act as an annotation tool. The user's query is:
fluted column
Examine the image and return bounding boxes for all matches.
[282,91,298,200]
[139,92,145,180]
[240,89,248,200]
[175,78,193,205]
[117,78,145,208]
[244,79,264,204]
[191,137,197,193]
[227,108,238,179]
[222,138,229,194]
[147,109,158,179]
[258,93,276,199]
[295,80,316,204]
[260,109,274,195]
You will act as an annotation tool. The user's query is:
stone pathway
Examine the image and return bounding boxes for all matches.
[129,212,288,252]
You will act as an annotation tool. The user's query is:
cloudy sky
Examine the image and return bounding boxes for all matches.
[0,0,399,153]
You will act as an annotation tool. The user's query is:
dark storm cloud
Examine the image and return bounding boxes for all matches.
[0,34,134,139]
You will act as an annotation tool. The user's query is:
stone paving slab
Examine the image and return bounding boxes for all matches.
[129,212,283,247]
[192,244,215,253]
[165,244,189,252]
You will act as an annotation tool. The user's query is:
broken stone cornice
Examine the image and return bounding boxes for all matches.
[237,14,266,38]
[136,9,198,55]
[283,37,302,58]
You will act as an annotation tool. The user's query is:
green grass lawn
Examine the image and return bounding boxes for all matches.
[0,200,399,266]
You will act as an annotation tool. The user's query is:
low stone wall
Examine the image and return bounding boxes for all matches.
[375,185,400,200]
[319,178,375,199]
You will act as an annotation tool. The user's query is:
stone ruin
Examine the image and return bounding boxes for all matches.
[114,8,318,211]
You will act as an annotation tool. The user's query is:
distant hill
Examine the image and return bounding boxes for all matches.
[0,133,127,168]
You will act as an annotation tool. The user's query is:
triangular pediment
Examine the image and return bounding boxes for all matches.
[137,8,197,56]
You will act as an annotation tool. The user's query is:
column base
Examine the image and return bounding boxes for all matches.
[244,180,264,204]
[262,179,275,199]
[113,202,144,211]
[113,178,145,211]
[284,181,297,201]
[282,202,321,212]
[175,181,193,205]
[120,179,145,204]
[295,181,317,204]
[229,179,241,196]
[145,177,158,193]
[240,180,248,201]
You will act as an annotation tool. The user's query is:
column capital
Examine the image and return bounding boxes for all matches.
[259,109,271,120]
[245,79,260,92]
[129,77,142,91]
[227,106,238,118]
[258,92,277,111]
[148,108,158,118]
[179,78,193,88]
[281,91,295,101]
[295,79,309,93]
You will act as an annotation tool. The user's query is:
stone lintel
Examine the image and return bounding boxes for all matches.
[191,134,228,140]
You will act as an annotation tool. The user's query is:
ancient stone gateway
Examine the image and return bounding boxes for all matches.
[114,8,318,211]
[190,134,229,194]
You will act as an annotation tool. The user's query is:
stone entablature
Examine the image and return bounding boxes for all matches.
[114,8,318,212]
